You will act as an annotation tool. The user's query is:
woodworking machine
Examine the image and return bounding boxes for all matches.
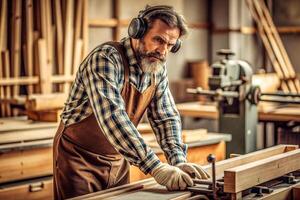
[188,49,300,156]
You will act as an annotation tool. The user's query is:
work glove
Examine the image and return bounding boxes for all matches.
[150,163,194,191]
[176,163,210,179]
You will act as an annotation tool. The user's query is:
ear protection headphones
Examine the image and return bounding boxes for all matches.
[128,5,182,53]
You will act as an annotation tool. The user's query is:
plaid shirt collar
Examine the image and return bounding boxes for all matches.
[121,37,144,74]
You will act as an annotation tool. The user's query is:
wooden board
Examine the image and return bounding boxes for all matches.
[224,148,300,193]
[63,0,74,93]
[0,147,53,184]
[70,178,191,200]
[37,39,51,94]
[25,0,34,95]
[182,129,207,143]
[25,93,67,111]
[11,0,22,97]
[27,109,61,122]
[202,144,298,178]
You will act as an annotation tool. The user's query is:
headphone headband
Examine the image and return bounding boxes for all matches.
[128,5,182,53]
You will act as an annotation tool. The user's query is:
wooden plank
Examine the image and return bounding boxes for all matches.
[251,0,299,93]
[0,0,7,50]
[202,144,298,178]
[224,148,300,193]
[63,0,74,93]
[0,128,56,145]
[25,0,34,95]
[37,39,51,94]
[182,129,208,143]
[72,39,83,74]
[54,0,64,91]
[0,55,5,116]
[27,109,61,122]
[82,0,89,58]
[252,0,290,79]
[11,0,22,97]
[0,76,39,86]
[259,0,296,79]
[25,93,67,111]
[246,0,288,92]
[112,0,121,41]
[0,147,53,184]
[1,51,11,116]
[70,179,157,200]
[74,0,83,41]
[0,0,7,116]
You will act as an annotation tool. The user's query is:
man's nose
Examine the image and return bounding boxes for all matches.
[157,44,168,56]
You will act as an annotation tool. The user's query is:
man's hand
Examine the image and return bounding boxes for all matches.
[176,163,210,179]
[150,163,193,191]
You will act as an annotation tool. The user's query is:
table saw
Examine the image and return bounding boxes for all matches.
[69,144,300,200]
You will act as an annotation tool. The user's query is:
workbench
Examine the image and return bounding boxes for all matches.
[176,101,300,148]
[69,145,300,200]
[0,117,230,199]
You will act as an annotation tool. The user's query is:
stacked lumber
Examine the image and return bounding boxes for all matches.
[0,0,89,117]
[246,0,300,94]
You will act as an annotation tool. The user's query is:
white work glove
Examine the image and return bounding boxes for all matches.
[150,163,194,191]
[176,163,210,179]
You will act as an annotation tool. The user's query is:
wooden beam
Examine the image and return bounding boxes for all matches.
[223,148,300,193]
[202,144,298,178]
[37,39,51,94]
[63,0,74,93]
[11,0,22,97]
[25,0,34,95]
[25,93,67,111]
[1,51,11,116]
[0,0,7,50]
[73,0,83,74]
[72,39,83,74]
[82,0,89,58]
[54,0,64,85]
[112,0,120,41]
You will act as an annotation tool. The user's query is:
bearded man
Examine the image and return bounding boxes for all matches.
[53,5,209,199]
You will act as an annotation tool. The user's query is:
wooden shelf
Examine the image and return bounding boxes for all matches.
[213,26,300,34]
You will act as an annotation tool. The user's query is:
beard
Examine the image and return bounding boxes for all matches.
[136,40,166,74]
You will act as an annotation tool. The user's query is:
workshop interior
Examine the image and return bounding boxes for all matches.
[0,0,300,199]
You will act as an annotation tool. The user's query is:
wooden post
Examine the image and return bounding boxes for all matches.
[25,0,34,95]
[11,0,22,98]
[54,0,64,92]
[2,51,12,116]
[37,39,51,94]
[73,0,83,74]
[112,0,120,41]
[82,0,89,58]
[64,0,74,93]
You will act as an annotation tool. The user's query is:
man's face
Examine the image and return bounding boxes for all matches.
[136,19,180,73]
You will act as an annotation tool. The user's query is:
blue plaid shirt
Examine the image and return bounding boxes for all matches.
[61,37,187,174]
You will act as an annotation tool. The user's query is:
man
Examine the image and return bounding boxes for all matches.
[53,5,209,199]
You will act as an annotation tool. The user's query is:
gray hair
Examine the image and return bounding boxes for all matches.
[142,5,189,38]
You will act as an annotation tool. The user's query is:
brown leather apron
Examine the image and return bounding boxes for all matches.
[53,42,156,200]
